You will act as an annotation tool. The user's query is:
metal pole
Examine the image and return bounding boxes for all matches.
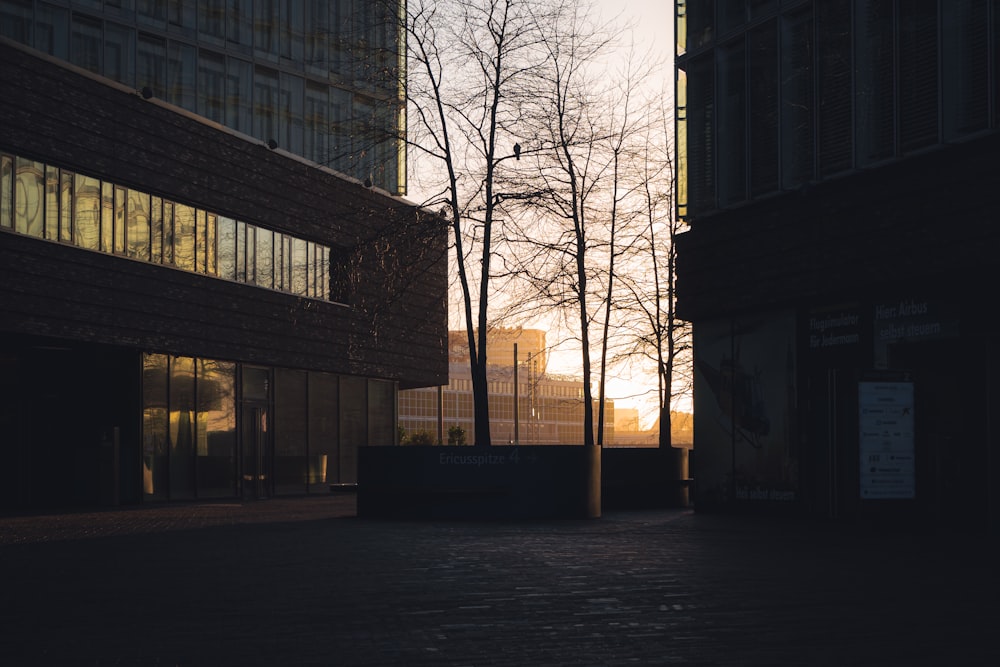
[513,343,519,445]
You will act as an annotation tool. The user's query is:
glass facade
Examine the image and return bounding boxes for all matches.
[676,0,1000,220]
[142,352,395,500]
[398,364,614,446]
[0,0,406,194]
[0,150,332,301]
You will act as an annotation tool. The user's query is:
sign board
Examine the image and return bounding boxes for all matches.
[858,381,915,499]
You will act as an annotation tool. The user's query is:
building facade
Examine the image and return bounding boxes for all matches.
[675,0,1000,531]
[400,329,615,445]
[0,0,405,192]
[0,2,447,510]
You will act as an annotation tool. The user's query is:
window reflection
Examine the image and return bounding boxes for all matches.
[197,359,237,498]
[291,237,307,295]
[100,181,114,252]
[143,353,169,500]
[169,355,196,500]
[60,171,74,243]
[173,203,196,270]
[45,166,59,241]
[151,196,163,262]
[1,150,332,301]
[75,174,101,250]
[1,155,12,229]
[218,216,236,280]
[114,185,126,254]
[15,158,44,238]
[127,188,151,260]
[256,227,274,289]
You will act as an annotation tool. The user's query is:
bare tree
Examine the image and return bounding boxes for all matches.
[403,0,550,446]
[615,95,692,447]
[498,1,659,447]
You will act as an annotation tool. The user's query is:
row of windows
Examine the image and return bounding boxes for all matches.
[142,354,395,500]
[677,0,1000,219]
[0,0,405,193]
[444,376,584,399]
[679,0,802,53]
[0,151,333,300]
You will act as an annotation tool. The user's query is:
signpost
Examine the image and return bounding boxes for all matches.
[858,381,915,500]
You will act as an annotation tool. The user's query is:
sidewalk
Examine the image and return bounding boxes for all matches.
[1,496,996,666]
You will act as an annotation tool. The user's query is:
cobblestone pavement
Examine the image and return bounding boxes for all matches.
[1,496,997,666]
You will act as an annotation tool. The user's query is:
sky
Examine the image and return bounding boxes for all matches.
[597,0,674,72]
[547,1,680,426]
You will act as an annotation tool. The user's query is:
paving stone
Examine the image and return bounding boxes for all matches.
[0,497,996,666]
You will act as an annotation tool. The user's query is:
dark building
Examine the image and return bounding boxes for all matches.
[0,3,447,510]
[675,0,1000,531]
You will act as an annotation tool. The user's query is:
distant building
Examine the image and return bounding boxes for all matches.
[400,329,614,445]
[675,1,999,531]
[0,3,446,510]
[607,411,693,449]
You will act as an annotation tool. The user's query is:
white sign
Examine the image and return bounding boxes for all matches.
[859,381,915,500]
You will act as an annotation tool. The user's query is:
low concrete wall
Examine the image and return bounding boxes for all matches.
[601,447,691,510]
[358,445,601,520]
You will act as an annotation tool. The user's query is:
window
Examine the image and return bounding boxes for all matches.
[173,203,195,270]
[227,0,252,49]
[226,57,253,134]
[101,181,114,252]
[127,188,151,260]
[236,220,246,281]
[151,196,163,261]
[280,0,305,62]
[196,359,236,498]
[114,185,126,254]
[898,0,939,152]
[169,355,196,500]
[255,227,274,289]
[279,73,304,155]
[44,165,59,240]
[15,157,44,238]
[254,0,279,58]
[685,54,715,216]
[35,5,69,59]
[942,0,989,140]
[143,353,169,501]
[817,0,853,176]
[2,150,335,300]
[198,50,227,124]
[167,41,197,111]
[105,22,135,85]
[305,0,329,72]
[748,21,779,197]
[0,0,32,43]
[305,84,329,164]
[217,216,236,280]
[60,170,74,243]
[780,8,814,189]
[855,0,895,165]
[253,66,279,144]
[137,33,167,98]
[717,38,747,206]
[71,14,102,74]
[137,0,167,24]
[74,173,101,250]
